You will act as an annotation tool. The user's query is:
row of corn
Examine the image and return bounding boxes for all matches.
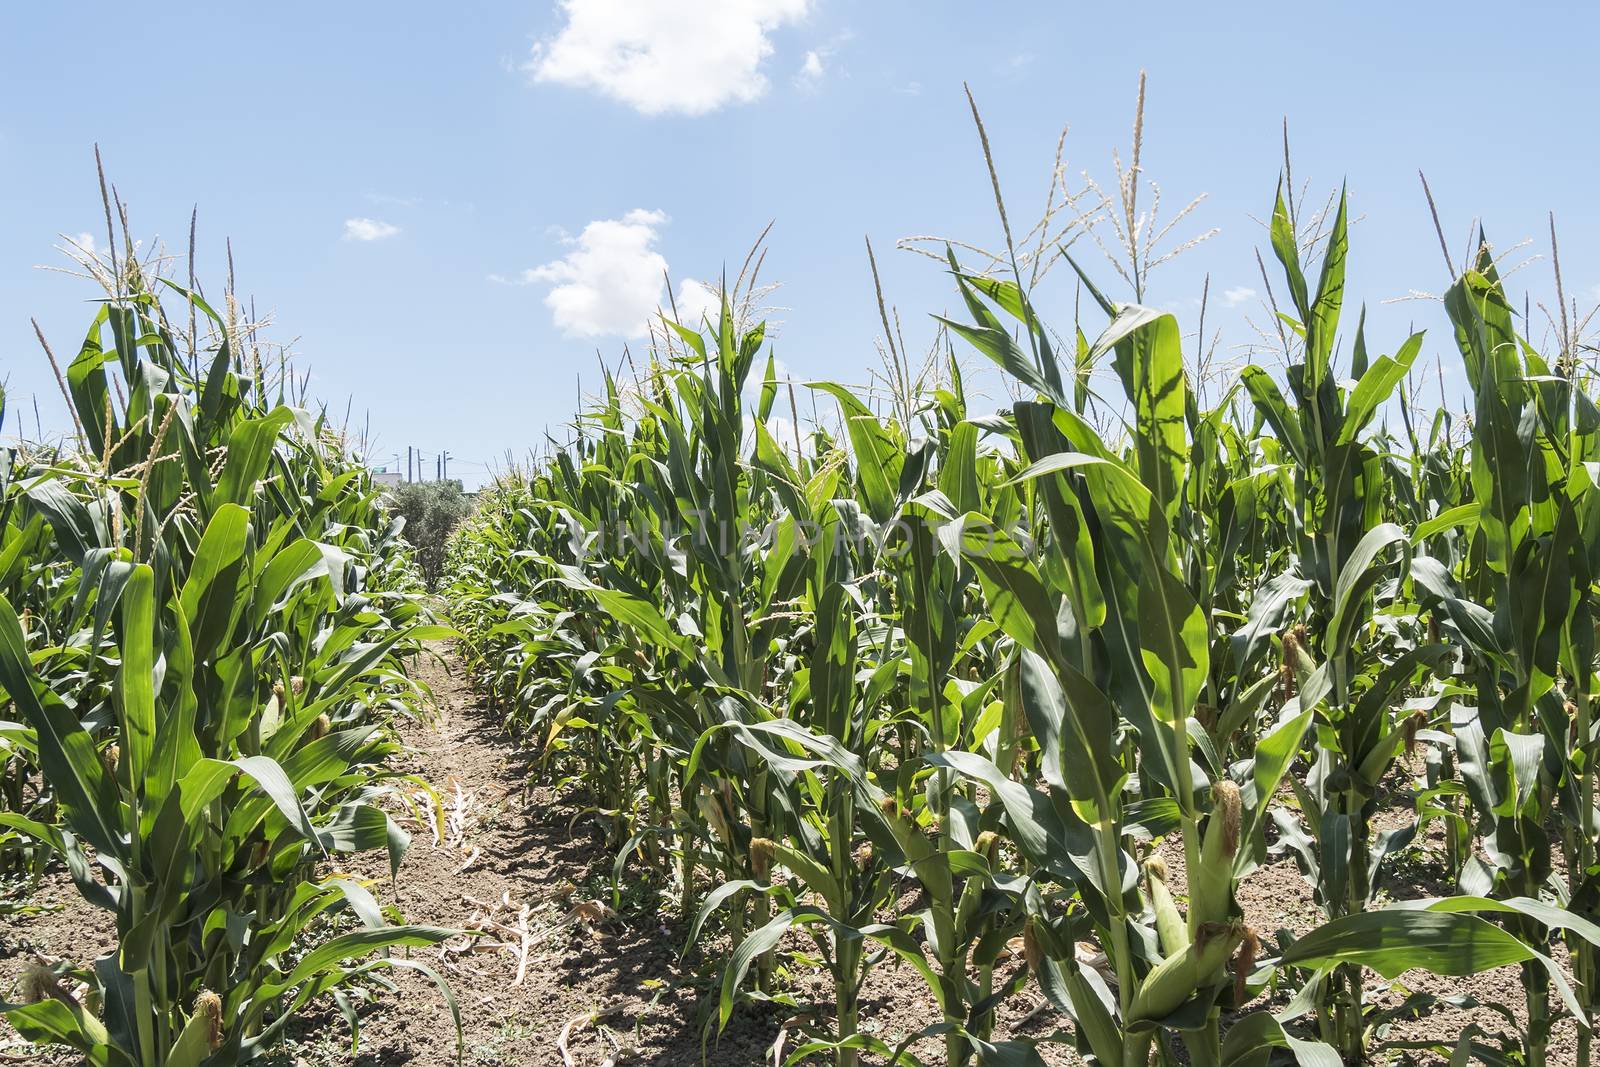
[0,211,455,1065]
[445,179,1600,1066]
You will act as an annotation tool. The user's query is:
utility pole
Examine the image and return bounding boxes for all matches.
[442,451,451,482]
[407,446,413,482]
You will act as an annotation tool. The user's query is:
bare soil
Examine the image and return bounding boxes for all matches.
[0,649,1581,1065]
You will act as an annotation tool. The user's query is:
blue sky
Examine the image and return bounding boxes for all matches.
[4,2,1598,487]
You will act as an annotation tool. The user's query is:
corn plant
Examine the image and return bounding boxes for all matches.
[440,124,1600,1065]
[0,213,455,1065]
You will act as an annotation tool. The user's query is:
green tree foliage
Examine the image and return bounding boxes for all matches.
[386,480,474,589]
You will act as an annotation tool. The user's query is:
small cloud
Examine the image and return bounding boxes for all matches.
[344,218,400,242]
[796,49,825,86]
[516,208,671,338]
[526,0,811,117]
[1222,286,1257,307]
[794,31,851,90]
[894,80,922,96]
[1003,52,1035,73]
[72,232,97,253]
[364,192,477,212]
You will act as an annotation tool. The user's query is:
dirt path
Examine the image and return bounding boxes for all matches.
[299,640,1087,1067]
[325,648,1068,1066]
[302,647,802,1067]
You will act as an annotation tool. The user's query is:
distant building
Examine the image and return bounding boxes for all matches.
[372,468,403,488]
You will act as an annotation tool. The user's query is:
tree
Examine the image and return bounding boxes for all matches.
[387,480,472,589]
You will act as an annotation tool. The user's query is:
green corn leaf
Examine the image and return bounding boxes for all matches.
[809,382,900,523]
[1269,183,1310,321]
[0,595,122,859]
[1282,909,1538,977]
[1338,331,1424,445]
[1239,366,1309,466]
[1326,523,1408,658]
[113,564,157,789]
[927,750,1103,903]
[179,755,323,851]
[179,503,251,662]
[938,317,1067,409]
[1412,502,1482,542]
[254,926,455,1003]
[1219,1011,1341,1067]
[1306,188,1348,374]
[1090,304,1189,524]
[1,999,121,1067]
[960,523,1058,659]
[215,406,297,507]
[1016,648,1124,825]
[757,350,778,422]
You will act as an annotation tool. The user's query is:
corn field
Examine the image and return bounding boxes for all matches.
[442,178,1600,1067]
[7,141,1600,1067]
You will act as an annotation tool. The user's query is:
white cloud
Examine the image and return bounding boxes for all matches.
[1222,286,1256,307]
[795,31,852,90]
[793,48,832,89]
[674,278,722,327]
[519,209,671,338]
[343,218,400,242]
[527,0,810,116]
[68,232,98,254]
